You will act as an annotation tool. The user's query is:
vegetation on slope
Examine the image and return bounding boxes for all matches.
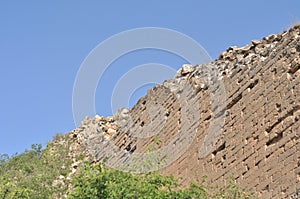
[0,133,256,199]
[69,162,255,199]
[0,134,74,198]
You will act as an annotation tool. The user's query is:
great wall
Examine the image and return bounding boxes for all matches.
[70,24,300,198]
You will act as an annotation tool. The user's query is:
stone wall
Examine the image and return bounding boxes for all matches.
[75,25,300,198]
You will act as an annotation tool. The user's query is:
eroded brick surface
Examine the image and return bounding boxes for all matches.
[74,25,300,198]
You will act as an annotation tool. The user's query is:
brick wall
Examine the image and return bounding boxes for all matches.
[76,25,300,198]
[161,26,300,198]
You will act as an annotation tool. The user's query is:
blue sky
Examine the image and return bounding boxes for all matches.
[1,1,299,156]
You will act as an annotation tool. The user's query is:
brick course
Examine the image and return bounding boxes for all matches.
[76,25,300,198]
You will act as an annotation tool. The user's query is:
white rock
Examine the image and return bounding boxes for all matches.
[95,115,104,120]
[181,64,194,75]
[106,116,114,122]
[107,128,116,134]
[252,40,261,45]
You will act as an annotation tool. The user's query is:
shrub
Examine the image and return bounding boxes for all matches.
[69,163,255,199]
[0,135,73,198]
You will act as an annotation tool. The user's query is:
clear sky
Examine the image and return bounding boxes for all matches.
[1,1,299,156]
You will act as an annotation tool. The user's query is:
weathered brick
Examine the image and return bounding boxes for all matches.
[74,25,300,199]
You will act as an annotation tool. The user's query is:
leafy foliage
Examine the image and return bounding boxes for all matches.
[0,134,73,198]
[69,163,255,199]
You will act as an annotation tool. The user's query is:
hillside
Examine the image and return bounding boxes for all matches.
[1,24,300,198]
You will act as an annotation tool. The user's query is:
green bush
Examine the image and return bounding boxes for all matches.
[0,135,73,198]
[69,163,255,199]
[69,163,180,199]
